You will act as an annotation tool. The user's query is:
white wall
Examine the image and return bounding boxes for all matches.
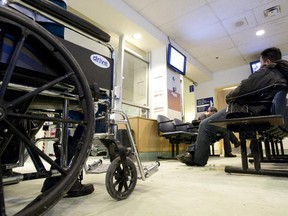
[195,64,250,102]
[150,46,168,119]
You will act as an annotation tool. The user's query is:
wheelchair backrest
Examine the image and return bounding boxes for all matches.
[59,38,114,92]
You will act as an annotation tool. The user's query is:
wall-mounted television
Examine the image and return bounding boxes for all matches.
[249,60,261,73]
[167,44,187,75]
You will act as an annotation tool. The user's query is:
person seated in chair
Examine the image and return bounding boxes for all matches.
[197,106,240,157]
[177,47,288,166]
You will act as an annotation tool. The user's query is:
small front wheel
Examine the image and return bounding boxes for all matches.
[105,157,137,200]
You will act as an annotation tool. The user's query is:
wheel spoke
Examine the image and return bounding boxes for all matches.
[6,72,74,109]
[4,119,68,175]
[0,29,26,102]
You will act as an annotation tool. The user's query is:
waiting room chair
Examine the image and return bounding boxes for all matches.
[157,115,197,159]
[209,86,288,177]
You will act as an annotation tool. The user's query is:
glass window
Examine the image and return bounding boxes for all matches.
[122,50,149,117]
[122,103,149,118]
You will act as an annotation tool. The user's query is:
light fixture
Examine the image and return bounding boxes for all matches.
[256,29,265,36]
[132,33,142,40]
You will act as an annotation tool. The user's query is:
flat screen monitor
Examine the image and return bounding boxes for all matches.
[167,44,186,75]
[250,60,261,73]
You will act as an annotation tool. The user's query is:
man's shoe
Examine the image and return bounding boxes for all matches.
[176,152,196,166]
[65,180,94,198]
[177,152,192,163]
[224,153,237,157]
[42,177,94,198]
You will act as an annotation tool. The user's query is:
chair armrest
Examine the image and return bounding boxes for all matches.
[174,122,189,127]
[158,119,173,124]
[192,120,201,126]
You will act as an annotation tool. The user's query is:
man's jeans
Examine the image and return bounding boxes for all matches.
[193,108,228,166]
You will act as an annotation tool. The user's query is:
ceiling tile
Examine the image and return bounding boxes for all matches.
[188,36,235,58]
[159,5,219,38]
[221,11,257,34]
[175,23,227,48]
[122,0,158,11]
[210,0,263,20]
[138,0,207,27]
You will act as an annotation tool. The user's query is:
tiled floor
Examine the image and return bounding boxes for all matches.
[4,154,288,216]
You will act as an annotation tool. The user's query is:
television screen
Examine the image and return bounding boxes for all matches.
[167,44,186,75]
[250,60,261,73]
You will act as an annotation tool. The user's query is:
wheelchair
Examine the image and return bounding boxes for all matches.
[0,0,159,215]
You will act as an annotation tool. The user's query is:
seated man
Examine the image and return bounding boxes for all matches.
[197,106,240,157]
[177,47,288,166]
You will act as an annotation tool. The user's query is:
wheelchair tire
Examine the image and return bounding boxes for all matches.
[105,157,137,201]
[0,7,95,216]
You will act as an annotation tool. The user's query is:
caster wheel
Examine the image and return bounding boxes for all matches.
[105,157,137,200]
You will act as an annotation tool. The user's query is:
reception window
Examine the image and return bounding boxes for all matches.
[122,50,149,117]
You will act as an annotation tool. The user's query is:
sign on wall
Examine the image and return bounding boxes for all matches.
[196,97,214,112]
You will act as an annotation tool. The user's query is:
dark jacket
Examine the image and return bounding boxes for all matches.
[226,60,288,116]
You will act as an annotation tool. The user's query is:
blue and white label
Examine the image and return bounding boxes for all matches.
[90,54,110,69]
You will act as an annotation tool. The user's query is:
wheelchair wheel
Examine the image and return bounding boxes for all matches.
[105,157,137,200]
[0,7,95,216]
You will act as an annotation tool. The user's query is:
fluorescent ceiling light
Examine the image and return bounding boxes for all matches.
[256,30,265,36]
[132,33,142,39]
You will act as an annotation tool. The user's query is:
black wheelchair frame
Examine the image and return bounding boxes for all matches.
[0,0,159,215]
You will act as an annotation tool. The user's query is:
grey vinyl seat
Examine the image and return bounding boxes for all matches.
[157,115,197,158]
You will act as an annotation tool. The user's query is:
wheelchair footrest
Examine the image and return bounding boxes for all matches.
[85,160,110,174]
[138,161,160,179]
